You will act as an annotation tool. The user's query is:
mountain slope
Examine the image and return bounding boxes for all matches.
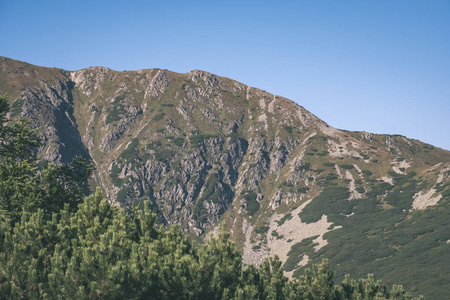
[1,56,450,298]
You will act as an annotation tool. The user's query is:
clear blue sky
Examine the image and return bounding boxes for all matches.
[1,0,449,150]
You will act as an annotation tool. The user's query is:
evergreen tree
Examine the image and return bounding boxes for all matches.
[235,264,260,300]
[0,94,93,223]
[41,157,94,214]
[0,94,9,141]
[0,105,42,222]
[196,226,242,299]
[340,273,387,300]
[259,256,288,300]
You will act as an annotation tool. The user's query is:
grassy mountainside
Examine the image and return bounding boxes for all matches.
[1,56,450,298]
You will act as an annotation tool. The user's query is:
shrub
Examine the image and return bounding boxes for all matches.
[317,151,329,156]
[276,213,293,226]
[152,112,165,121]
[190,134,217,147]
[362,170,373,176]
[340,164,354,170]
[254,226,270,234]
[324,173,338,181]
[228,132,239,144]
[284,126,294,133]
[242,190,259,216]
[297,187,309,194]
[356,186,365,193]
[119,138,139,161]
[173,138,184,147]
[298,163,311,172]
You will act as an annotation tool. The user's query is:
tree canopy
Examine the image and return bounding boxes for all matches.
[0,190,423,299]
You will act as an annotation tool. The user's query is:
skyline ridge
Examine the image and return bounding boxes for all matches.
[1,55,448,151]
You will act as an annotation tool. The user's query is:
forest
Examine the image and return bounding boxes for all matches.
[0,94,423,299]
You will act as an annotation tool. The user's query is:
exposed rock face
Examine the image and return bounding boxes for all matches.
[2,56,450,298]
[18,75,91,163]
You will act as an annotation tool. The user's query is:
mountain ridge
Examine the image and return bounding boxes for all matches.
[1,56,450,298]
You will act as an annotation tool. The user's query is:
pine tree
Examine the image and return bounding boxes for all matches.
[0,209,56,298]
[195,225,242,299]
[0,116,42,221]
[41,157,94,214]
[0,94,93,223]
[234,264,260,300]
[258,255,288,300]
[0,94,9,141]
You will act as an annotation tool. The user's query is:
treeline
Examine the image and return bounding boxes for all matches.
[0,95,423,299]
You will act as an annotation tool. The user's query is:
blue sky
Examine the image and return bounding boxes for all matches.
[1,0,449,150]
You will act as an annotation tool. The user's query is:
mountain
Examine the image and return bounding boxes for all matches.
[1,56,450,298]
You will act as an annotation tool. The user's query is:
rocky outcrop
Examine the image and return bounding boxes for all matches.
[18,78,91,163]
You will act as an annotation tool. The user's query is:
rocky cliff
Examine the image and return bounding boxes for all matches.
[1,56,450,298]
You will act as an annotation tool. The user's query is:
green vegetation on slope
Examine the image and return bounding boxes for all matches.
[291,173,450,299]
